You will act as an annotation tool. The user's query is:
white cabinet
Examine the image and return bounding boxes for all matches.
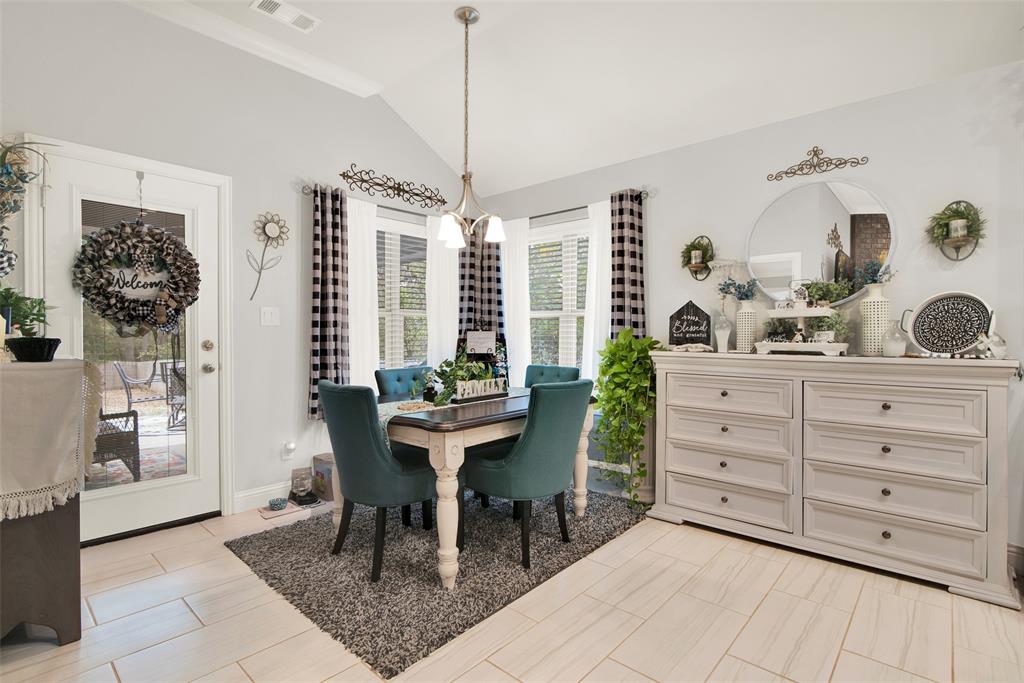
[650,353,1020,609]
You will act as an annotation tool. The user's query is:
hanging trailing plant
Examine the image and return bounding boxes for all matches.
[594,329,662,506]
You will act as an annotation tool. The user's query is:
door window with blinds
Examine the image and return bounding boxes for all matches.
[377,219,428,368]
[528,221,589,367]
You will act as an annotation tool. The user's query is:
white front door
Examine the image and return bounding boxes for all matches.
[29,136,230,541]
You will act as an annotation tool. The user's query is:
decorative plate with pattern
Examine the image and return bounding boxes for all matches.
[907,292,994,355]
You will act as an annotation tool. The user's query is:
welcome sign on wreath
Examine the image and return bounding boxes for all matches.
[72,219,200,337]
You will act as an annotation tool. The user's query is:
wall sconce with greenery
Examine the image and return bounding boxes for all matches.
[927,200,985,262]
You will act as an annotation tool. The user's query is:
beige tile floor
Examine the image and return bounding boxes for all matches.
[1,510,1022,683]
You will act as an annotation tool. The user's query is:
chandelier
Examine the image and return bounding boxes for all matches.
[436,6,505,249]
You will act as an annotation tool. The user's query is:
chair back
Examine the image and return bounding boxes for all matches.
[318,381,407,506]
[505,379,593,499]
[374,365,432,396]
[524,364,580,387]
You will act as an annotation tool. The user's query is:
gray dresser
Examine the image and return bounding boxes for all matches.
[650,352,1020,608]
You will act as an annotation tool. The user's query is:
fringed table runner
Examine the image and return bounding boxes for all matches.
[0,360,100,520]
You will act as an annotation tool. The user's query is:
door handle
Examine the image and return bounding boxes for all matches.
[202,339,215,351]
[202,363,216,374]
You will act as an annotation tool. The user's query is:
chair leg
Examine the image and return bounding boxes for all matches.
[401,504,412,527]
[555,491,570,543]
[456,485,465,551]
[371,507,387,581]
[512,500,521,521]
[331,499,354,554]
[520,500,532,569]
[421,499,433,530]
[480,494,490,508]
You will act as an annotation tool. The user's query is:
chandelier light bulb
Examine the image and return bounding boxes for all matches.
[484,215,506,243]
[437,213,459,242]
[446,228,467,249]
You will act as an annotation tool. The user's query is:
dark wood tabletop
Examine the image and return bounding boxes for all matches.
[384,388,594,433]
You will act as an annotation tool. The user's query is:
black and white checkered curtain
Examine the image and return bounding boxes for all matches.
[610,189,647,337]
[458,230,505,336]
[308,186,350,419]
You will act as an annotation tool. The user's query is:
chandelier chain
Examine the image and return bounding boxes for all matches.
[463,17,470,175]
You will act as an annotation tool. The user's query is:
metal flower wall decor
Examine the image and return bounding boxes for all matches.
[248,212,289,300]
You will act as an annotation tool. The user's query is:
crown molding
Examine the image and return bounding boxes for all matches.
[131,1,382,98]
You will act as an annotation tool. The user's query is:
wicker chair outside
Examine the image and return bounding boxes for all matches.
[113,362,164,413]
[160,361,186,431]
[93,410,141,482]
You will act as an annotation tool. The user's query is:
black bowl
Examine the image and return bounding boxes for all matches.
[5,337,61,362]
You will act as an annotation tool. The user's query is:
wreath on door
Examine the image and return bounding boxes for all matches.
[72,219,200,337]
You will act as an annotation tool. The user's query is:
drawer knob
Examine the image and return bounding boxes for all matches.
[721,425,729,433]
[881,488,892,497]
[881,402,892,411]
[719,461,728,468]
[720,496,729,504]
[720,390,729,397]
[881,445,892,454]
[881,530,892,540]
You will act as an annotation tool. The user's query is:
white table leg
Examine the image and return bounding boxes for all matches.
[573,405,594,518]
[429,431,465,589]
[330,462,343,530]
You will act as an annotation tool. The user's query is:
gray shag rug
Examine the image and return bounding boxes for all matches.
[225,491,644,678]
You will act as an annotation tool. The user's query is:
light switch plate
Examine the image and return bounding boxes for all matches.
[260,307,280,327]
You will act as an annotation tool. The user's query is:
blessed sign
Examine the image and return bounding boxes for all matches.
[669,301,711,346]
[111,268,168,301]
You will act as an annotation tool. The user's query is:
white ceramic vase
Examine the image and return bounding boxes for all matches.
[735,300,757,354]
[859,283,890,356]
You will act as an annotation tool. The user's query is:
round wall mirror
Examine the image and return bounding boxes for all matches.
[747,181,894,306]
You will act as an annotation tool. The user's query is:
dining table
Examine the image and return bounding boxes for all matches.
[329,387,595,589]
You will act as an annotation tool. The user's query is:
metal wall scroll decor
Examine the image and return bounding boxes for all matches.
[247,212,289,300]
[339,163,447,210]
[767,146,869,182]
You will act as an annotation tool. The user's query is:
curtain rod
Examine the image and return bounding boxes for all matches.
[527,186,653,220]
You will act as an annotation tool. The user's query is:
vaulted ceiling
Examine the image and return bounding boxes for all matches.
[141,1,1024,196]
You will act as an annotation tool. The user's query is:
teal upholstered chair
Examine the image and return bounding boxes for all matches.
[374,365,432,397]
[524,364,580,387]
[463,379,593,568]
[319,380,439,581]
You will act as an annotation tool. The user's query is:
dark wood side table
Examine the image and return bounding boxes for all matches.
[0,496,82,644]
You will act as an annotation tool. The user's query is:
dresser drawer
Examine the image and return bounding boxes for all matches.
[804,382,986,437]
[804,500,986,578]
[665,440,791,494]
[666,373,792,418]
[667,473,793,531]
[804,421,986,484]
[803,461,986,530]
[665,406,792,458]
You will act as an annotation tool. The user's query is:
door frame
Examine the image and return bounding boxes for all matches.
[22,133,237,516]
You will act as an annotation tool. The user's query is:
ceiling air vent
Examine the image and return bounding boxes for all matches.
[248,0,321,34]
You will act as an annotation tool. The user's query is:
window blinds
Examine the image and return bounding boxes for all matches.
[528,234,589,367]
[376,230,428,368]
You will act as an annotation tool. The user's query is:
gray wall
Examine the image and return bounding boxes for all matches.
[484,61,1024,545]
[1,1,461,496]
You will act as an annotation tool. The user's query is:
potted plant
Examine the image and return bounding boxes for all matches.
[763,318,798,342]
[804,279,852,305]
[432,351,492,406]
[806,311,849,343]
[718,277,759,353]
[594,329,662,505]
[0,287,60,361]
